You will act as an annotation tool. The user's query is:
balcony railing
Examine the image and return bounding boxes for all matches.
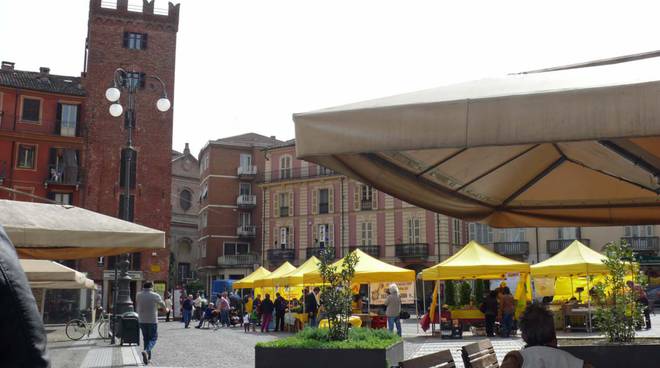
[217,253,258,267]
[360,200,373,211]
[259,167,338,183]
[279,207,289,217]
[45,164,80,186]
[494,241,529,256]
[621,237,660,253]
[306,246,336,259]
[237,225,257,238]
[267,248,295,262]
[547,239,591,254]
[346,245,380,258]
[395,243,429,258]
[236,194,257,207]
[237,165,257,178]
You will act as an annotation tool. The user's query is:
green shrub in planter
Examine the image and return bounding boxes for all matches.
[257,327,400,349]
[444,280,456,306]
[459,281,472,306]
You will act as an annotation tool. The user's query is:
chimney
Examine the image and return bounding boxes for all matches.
[183,143,190,155]
[39,67,50,75]
[1,61,15,70]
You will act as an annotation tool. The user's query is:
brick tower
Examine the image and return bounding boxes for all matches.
[79,0,179,307]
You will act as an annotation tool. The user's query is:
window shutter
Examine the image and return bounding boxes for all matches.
[139,72,146,88]
[55,103,62,135]
[328,223,334,247]
[122,32,129,48]
[75,105,81,137]
[288,191,294,217]
[142,33,148,49]
[311,189,318,215]
[47,192,55,201]
[273,192,279,218]
[328,187,334,213]
[288,227,294,248]
[312,224,318,246]
[48,148,57,166]
[353,185,360,211]
[371,189,378,209]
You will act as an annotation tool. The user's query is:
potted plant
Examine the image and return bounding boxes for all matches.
[255,249,403,368]
[558,241,659,368]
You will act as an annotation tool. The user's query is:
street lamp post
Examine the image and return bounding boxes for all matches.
[105,68,170,344]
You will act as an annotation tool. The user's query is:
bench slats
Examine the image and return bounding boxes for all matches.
[399,349,455,368]
[461,339,499,368]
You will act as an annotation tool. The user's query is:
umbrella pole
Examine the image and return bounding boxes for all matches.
[414,280,419,334]
[586,271,591,332]
[367,283,371,314]
[570,276,574,299]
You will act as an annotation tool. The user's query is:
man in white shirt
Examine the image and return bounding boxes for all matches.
[193,293,203,320]
[136,282,165,365]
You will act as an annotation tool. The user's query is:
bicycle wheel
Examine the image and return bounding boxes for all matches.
[65,319,87,340]
[98,320,110,339]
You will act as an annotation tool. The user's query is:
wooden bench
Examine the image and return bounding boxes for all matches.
[461,339,499,368]
[399,349,455,368]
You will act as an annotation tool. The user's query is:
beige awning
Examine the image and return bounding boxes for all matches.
[294,55,660,227]
[20,260,97,289]
[0,200,165,259]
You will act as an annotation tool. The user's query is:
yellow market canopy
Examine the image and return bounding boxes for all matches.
[303,249,415,284]
[20,259,97,290]
[422,240,530,280]
[234,266,271,289]
[0,200,165,259]
[279,256,320,286]
[294,52,660,228]
[254,262,297,288]
[531,240,608,277]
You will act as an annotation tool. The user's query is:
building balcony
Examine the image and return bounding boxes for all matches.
[217,253,258,268]
[360,200,373,211]
[236,225,257,238]
[547,239,591,254]
[305,246,337,260]
[259,167,338,183]
[621,236,660,253]
[237,165,257,179]
[45,164,80,187]
[236,194,257,208]
[346,245,380,258]
[266,248,295,263]
[395,243,429,259]
[494,241,529,256]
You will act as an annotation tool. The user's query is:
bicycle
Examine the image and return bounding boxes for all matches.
[65,307,112,341]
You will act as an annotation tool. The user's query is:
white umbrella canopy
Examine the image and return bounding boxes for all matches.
[20,260,97,290]
[294,53,660,228]
[0,200,165,259]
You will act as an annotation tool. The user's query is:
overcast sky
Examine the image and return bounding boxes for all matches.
[1,0,658,156]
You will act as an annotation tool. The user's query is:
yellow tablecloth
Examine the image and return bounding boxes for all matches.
[318,316,362,329]
[449,309,484,320]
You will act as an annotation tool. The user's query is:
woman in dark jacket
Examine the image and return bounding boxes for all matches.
[260,294,275,332]
[0,227,50,367]
[481,290,499,337]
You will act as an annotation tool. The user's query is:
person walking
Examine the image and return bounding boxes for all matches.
[500,287,515,337]
[384,284,402,336]
[260,294,275,332]
[164,292,173,322]
[217,292,231,327]
[136,282,166,365]
[628,281,652,329]
[481,290,499,337]
[305,287,320,327]
[182,295,193,328]
[274,293,288,332]
[192,293,203,321]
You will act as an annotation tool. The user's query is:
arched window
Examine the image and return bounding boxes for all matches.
[179,189,192,211]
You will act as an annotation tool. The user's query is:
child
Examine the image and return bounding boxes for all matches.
[243,312,252,332]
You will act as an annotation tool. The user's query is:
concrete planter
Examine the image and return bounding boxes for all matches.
[255,341,404,368]
[560,343,660,368]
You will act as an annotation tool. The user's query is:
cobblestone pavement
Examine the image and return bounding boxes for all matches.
[47,312,660,367]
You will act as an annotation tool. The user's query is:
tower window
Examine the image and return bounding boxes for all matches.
[123,32,148,50]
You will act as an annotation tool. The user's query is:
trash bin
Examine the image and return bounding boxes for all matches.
[120,312,140,346]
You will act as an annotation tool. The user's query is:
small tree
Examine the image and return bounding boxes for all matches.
[593,241,645,343]
[474,279,485,305]
[444,280,456,306]
[459,281,472,306]
[318,248,358,341]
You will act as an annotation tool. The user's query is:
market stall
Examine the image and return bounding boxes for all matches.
[531,240,609,332]
[20,260,97,321]
[421,241,531,336]
[303,249,416,329]
[233,266,272,298]
[253,262,300,300]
